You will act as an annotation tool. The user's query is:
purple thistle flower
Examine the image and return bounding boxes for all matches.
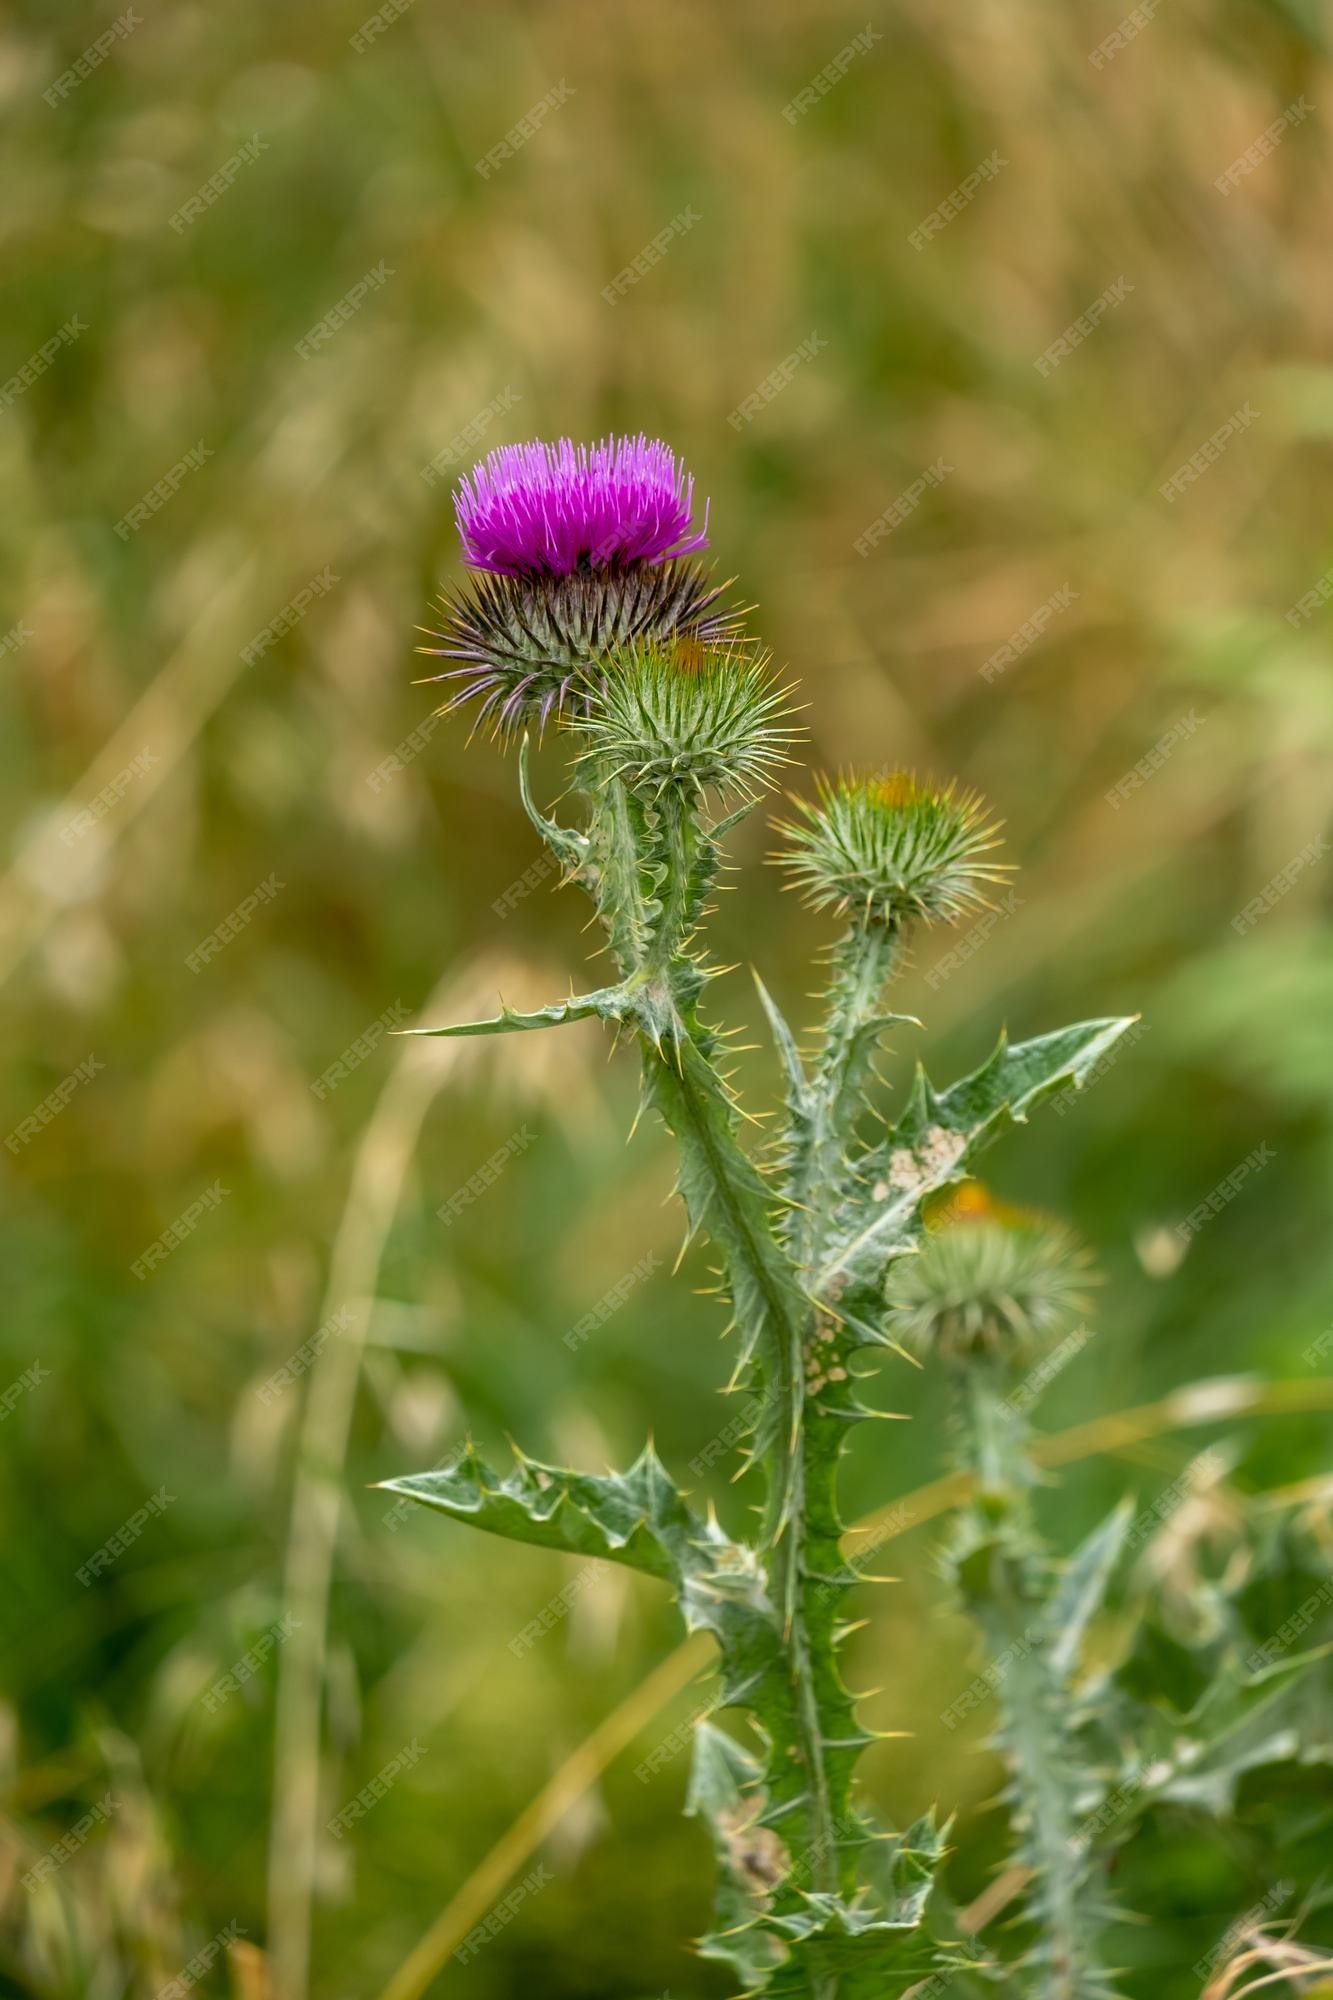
[454,434,710,579]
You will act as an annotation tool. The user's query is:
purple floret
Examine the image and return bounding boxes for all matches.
[454,434,709,578]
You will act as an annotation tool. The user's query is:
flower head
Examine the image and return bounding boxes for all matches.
[422,434,743,736]
[454,435,709,579]
[574,639,801,802]
[887,1187,1093,1369]
[776,771,1008,927]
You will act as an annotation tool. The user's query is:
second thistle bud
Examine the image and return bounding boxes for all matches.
[777,771,1008,928]
[574,639,801,802]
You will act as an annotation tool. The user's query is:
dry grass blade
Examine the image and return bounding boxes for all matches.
[267,956,525,2000]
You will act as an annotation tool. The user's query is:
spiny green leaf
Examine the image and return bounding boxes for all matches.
[402,983,634,1037]
[819,1016,1141,1307]
[1048,1498,1135,1681]
[378,1440,702,1580]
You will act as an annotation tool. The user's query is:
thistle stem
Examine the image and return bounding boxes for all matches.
[955,1372,1102,1998]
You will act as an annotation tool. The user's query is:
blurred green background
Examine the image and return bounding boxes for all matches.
[3,0,1332,1995]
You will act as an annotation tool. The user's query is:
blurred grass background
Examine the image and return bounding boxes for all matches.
[2,0,1332,1994]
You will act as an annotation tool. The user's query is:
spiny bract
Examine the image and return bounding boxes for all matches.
[776,770,1009,926]
[419,560,747,737]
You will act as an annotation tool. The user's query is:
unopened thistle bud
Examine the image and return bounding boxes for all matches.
[887,1186,1092,1370]
[420,434,746,735]
[574,639,801,802]
[776,771,1008,927]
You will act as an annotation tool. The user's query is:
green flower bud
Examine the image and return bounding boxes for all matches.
[574,638,801,802]
[887,1185,1093,1369]
[776,770,1009,927]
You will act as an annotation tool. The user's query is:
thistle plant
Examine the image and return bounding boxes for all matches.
[383,432,1141,1996]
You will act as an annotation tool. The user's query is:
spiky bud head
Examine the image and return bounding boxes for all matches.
[887,1185,1093,1370]
[574,639,802,803]
[421,434,747,736]
[776,771,1009,928]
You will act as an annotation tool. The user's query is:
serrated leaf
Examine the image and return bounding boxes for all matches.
[403,983,634,1038]
[819,1016,1140,1306]
[379,1440,702,1580]
[1049,1498,1135,1681]
[752,969,811,1118]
